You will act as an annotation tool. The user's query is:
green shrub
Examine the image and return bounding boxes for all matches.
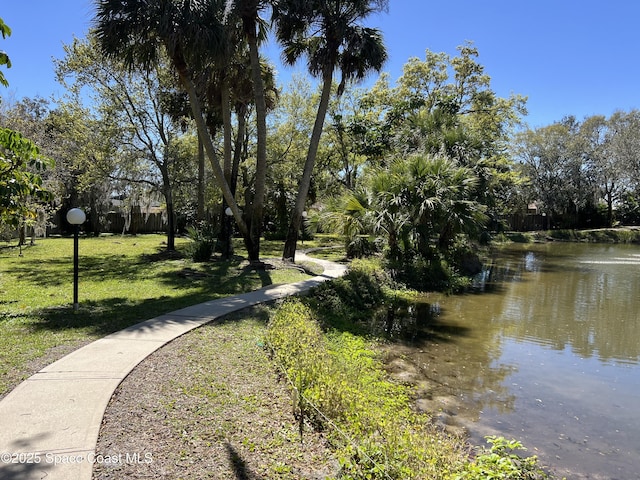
[186,222,217,262]
[507,232,534,243]
[546,229,575,241]
[267,274,555,479]
[310,258,391,328]
[190,239,215,262]
[265,299,328,423]
[456,436,551,480]
[391,253,471,293]
[267,298,465,479]
[346,236,381,259]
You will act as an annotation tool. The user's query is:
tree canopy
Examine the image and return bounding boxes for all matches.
[4,3,640,287]
[0,128,52,227]
[0,17,52,231]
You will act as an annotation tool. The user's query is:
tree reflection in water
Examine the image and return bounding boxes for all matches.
[382,243,640,479]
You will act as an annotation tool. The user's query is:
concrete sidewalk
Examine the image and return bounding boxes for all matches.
[0,253,346,480]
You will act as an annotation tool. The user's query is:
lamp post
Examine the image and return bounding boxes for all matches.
[301,211,307,245]
[66,208,86,312]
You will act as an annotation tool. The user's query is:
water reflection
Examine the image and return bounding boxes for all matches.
[384,243,640,479]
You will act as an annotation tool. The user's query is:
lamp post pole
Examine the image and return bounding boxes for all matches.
[66,208,86,312]
[72,225,79,310]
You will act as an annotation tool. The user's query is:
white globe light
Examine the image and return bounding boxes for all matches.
[66,208,86,225]
[224,207,233,217]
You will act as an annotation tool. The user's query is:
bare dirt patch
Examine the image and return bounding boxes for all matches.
[92,305,339,479]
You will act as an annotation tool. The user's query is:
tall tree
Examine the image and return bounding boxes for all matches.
[210,42,278,260]
[512,118,596,225]
[224,0,271,264]
[0,18,51,231]
[607,110,640,224]
[579,115,615,226]
[94,0,266,263]
[57,36,194,249]
[273,0,388,262]
[1,98,77,240]
[358,44,527,219]
[0,128,51,228]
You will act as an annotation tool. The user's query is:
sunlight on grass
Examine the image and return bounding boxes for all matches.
[0,234,341,397]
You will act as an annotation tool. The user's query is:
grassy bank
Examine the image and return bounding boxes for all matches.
[0,233,335,397]
[494,226,640,244]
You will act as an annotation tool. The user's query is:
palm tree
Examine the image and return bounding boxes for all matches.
[224,0,272,265]
[94,0,265,261]
[401,154,487,252]
[273,0,388,262]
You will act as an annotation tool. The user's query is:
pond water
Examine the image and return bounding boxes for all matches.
[387,243,640,480]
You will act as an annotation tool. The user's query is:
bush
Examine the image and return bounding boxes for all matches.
[507,232,534,243]
[266,291,554,479]
[389,253,471,293]
[266,300,329,425]
[186,222,217,262]
[345,236,382,259]
[456,436,551,480]
[309,258,392,331]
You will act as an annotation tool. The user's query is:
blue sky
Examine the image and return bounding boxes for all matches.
[1,1,639,128]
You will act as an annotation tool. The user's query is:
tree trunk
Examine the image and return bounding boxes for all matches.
[218,78,234,259]
[89,190,102,236]
[197,134,205,222]
[161,168,176,251]
[173,61,251,246]
[282,68,333,262]
[607,190,614,227]
[232,104,246,198]
[18,221,26,247]
[244,18,268,266]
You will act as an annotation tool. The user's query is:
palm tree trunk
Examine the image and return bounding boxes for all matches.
[282,68,333,262]
[175,63,251,245]
[245,19,267,265]
[232,104,246,197]
[219,78,234,259]
[197,133,205,221]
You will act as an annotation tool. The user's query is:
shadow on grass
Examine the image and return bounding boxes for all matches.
[28,295,214,336]
[7,253,157,288]
[23,260,275,337]
[7,249,274,320]
[225,442,262,480]
[6,247,275,291]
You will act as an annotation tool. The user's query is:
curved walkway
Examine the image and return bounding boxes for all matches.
[0,252,347,480]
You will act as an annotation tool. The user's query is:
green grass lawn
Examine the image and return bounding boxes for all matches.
[0,233,342,397]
